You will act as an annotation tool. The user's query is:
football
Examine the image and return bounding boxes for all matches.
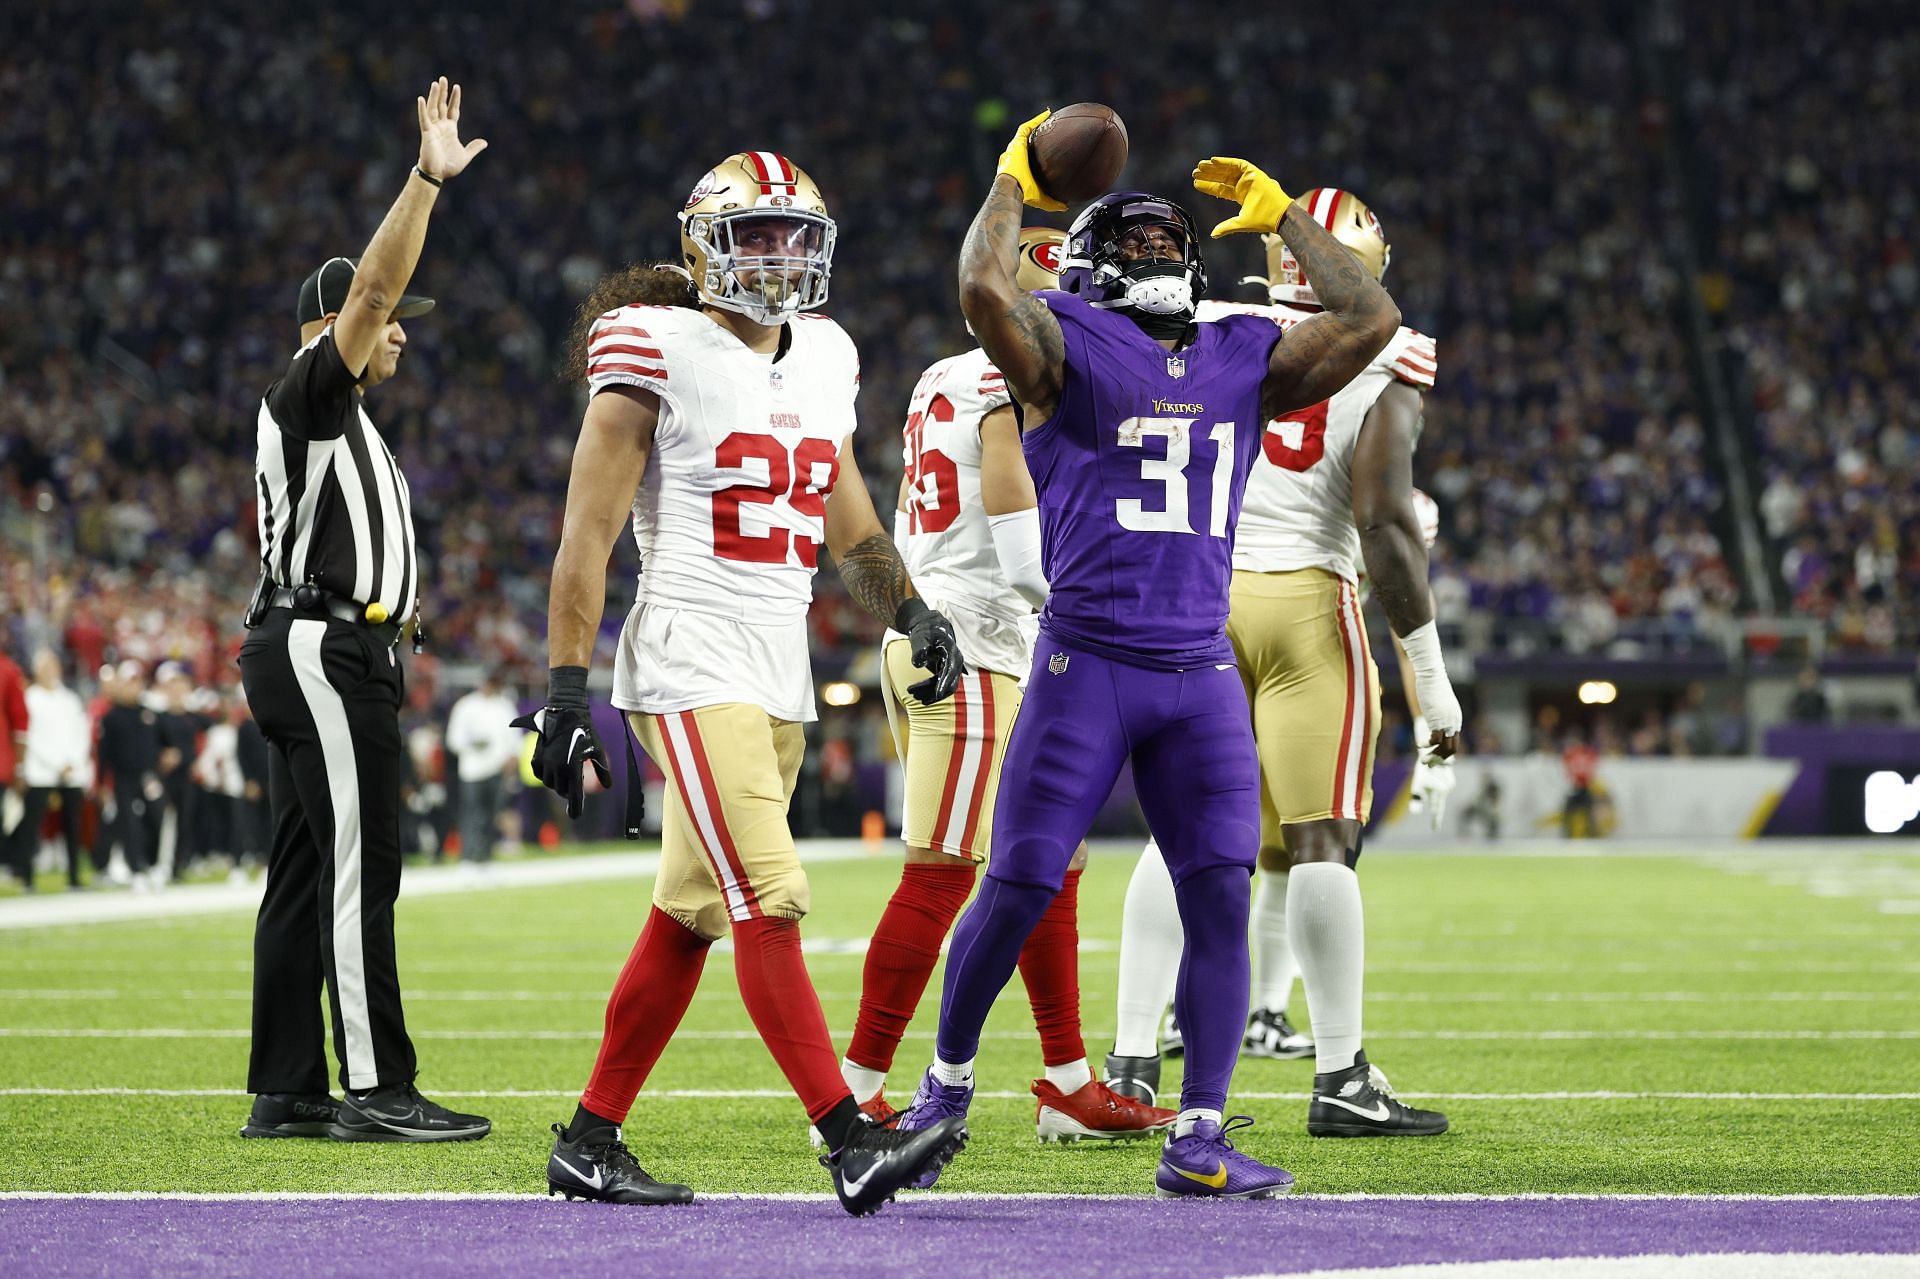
[1029,102,1128,203]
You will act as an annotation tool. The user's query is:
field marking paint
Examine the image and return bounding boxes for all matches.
[6,1087,1920,1103]
[2,1190,1916,1203]
[6,1027,1920,1042]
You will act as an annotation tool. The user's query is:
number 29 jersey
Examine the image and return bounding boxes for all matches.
[1023,290,1282,671]
[585,304,858,721]
[1196,298,1437,584]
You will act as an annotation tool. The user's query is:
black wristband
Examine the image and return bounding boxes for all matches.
[412,165,444,189]
[547,665,590,711]
[892,597,931,634]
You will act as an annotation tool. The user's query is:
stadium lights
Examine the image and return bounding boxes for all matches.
[822,681,862,707]
[1577,680,1618,705]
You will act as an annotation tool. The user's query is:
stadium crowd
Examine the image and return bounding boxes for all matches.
[1,1,1910,844]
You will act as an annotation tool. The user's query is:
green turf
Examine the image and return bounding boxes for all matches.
[2,846,1916,1196]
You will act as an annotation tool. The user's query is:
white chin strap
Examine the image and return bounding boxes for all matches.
[1122,273,1196,316]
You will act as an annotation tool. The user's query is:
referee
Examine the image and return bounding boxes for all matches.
[236,78,489,1143]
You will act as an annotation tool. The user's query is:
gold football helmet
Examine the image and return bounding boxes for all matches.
[1015,227,1068,291]
[679,151,836,325]
[1245,187,1390,308]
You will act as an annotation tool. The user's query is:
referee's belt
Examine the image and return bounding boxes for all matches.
[268,586,403,647]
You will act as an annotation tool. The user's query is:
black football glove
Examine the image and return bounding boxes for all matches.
[893,597,965,704]
[511,666,611,820]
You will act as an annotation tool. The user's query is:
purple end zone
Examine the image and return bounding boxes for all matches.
[2,1196,1917,1279]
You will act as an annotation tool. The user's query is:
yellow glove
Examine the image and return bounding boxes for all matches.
[1192,156,1294,238]
[997,109,1069,213]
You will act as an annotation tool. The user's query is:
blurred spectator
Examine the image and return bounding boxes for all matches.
[1561,731,1603,839]
[7,650,92,889]
[1787,664,1832,724]
[154,662,208,880]
[443,671,523,866]
[97,662,164,890]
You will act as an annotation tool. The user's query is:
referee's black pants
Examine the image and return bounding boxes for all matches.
[238,608,417,1095]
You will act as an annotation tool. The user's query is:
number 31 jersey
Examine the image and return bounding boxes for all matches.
[897,347,1036,679]
[1024,290,1281,671]
[585,304,858,721]
[1196,298,1436,584]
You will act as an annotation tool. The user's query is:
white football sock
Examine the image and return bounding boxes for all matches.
[1044,1059,1093,1092]
[1113,839,1184,1058]
[932,1056,975,1087]
[1250,868,1298,1013]
[840,1058,885,1103]
[1288,861,1365,1074]
[1174,1107,1223,1139]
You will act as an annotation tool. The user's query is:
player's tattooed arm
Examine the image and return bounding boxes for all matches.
[824,438,917,622]
[1350,381,1434,638]
[959,175,1065,422]
[1260,205,1400,418]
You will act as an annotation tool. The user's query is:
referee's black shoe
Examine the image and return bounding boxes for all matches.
[821,1114,968,1216]
[547,1123,693,1204]
[240,1092,339,1139]
[329,1083,492,1142]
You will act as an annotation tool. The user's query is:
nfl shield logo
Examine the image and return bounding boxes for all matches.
[769,369,785,393]
[1167,356,1186,379]
[1048,652,1069,675]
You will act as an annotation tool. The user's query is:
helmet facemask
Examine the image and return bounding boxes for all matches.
[1060,194,1209,329]
[683,208,836,325]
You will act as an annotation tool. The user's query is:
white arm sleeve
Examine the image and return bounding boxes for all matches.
[987,507,1048,610]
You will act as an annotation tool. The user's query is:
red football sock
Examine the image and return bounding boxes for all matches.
[580,906,712,1122]
[732,914,852,1124]
[847,859,979,1074]
[1018,867,1086,1068]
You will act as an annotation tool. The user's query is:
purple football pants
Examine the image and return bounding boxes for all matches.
[935,632,1258,1114]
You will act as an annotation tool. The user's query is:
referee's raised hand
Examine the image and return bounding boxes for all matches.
[415,77,487,180]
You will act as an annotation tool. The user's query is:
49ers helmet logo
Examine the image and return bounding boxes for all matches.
[684,170,718,211]
[1032,240,1066,273]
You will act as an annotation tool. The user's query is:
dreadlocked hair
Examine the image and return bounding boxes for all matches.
[562,261,699,385]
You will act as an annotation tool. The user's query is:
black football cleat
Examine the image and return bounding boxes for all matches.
[1102,1050,1164,1106]
[1158,1010,1185,1059]
[328,1082,492,1142]
[1243,1006,1315,1060]
[547,1123,693,1204]
[240,1092,339,1139]
[822,1114,967,1216]
[1307,1053,1449,1138]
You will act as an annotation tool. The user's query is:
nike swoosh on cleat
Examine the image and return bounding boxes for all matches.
[1318,1095,1391,1122]
[840,1162,882,1196]
[1175,1160,1230,1189]
[554,1155,604,1190]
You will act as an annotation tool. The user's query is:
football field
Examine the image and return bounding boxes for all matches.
[3,840,1917,1275]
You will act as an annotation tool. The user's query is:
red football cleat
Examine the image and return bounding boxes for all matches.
[1033,1077,1177,1143]
[860,1092,898,1126]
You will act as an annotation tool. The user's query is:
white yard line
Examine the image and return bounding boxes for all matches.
[5,1026,1919,1041]
[4,1087,1919,1102]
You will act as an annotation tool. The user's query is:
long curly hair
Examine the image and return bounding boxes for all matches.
[560,262,699,385]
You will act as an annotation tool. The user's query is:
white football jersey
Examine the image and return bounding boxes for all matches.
[585,305,859,721]
[1197,299,1437,582]
[894,347,1037,680]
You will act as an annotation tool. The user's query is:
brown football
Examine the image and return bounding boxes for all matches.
[1029,103,1128,204]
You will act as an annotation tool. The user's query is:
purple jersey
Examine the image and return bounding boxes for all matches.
[1023,290,1281,670]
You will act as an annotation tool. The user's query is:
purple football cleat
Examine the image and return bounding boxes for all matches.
[894,1068,975,1188]
[1154,1116,1295,1200]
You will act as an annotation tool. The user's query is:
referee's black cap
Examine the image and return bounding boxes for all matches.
[297,257,435,325]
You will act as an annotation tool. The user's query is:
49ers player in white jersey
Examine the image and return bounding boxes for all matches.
[519,151,968,1215]
[836,229,1175,1145]
[1106,189,1463,1139]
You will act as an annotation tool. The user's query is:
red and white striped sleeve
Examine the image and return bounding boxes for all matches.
[977,360,1011,413]
[1389,328,1437,389]
[585,305,674,400]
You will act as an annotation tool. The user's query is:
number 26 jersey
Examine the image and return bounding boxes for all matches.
[585,303,859,720]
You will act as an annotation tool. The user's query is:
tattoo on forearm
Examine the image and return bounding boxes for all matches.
[1280,204,1378,318]
[1264,205,1398,415]
[1006,293,1065,370]
[960,178,1063,408]
[838,531,914,623]
[960,178,1024,292]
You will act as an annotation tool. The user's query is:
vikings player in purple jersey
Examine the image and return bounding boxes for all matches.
[895,110,1400,1199]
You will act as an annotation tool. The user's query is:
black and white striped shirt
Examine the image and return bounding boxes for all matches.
[255,330,418,620]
